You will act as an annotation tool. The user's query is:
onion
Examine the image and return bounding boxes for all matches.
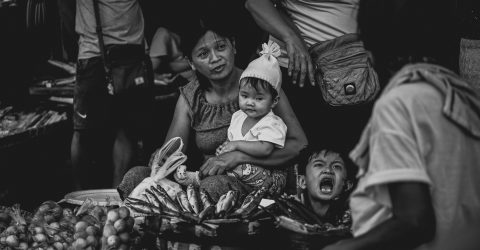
[18,242,28,250]
[6,235,18,247]
[107,235,120,247]
[4,225,17,235]
[53,241,64,250]
[103,224,117,237]
[73,238,87,249]
[118,232,130,243]
[34,233,47,243]
[34,226,45,234]
[118,207,130,219]
[86,235,97,247]
[114,219,127,233]
[106,210,119,223]
[75,221,88,232]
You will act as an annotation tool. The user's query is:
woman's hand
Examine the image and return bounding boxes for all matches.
[200,151,241,178]
[215,141,238,156]
[245,0,315,87]
[284,36,315,87]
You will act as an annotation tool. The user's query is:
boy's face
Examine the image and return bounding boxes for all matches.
[305,150,348,201]
[239,82,277,119]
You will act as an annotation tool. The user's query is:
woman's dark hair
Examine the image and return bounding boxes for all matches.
[179,18,237,90]
[358,0,459,73]
[240,77,279,100]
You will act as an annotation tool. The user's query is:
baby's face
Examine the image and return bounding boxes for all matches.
[239,83,275,119]
[305,150,347,201]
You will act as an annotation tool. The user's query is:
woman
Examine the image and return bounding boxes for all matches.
[118,20,307,200]
[164,20,307,200]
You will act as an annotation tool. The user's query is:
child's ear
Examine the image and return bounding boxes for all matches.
[231,39,237,54]
[188,60,196,71]
[344,180,354,192]
[297,174,306,190]
[271,95,280,109]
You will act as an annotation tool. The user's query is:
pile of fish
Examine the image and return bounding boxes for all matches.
[261,195,351,235]
[124,184,268,224]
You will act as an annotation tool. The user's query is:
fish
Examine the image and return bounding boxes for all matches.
[276,215,309,234]
[125,199,162,215]
[199,189,214,208]
[217,190,239,217]
[186,184,202,214]
[150,185,181,212]
[144,189,163,209]
[215,193,227,215]
[176,190,193,213]
[198,205,215,222]
[231,187,267,218]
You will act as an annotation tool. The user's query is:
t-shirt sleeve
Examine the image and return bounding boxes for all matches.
[253,115,287,148]
[363,91,432,190]
[227,111,243,141]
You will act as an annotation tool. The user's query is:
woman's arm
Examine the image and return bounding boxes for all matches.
[218,140,275,157]
[200,89,307,176]
[245,0,315,87]
[163,94,192,153]
[323,182,436,250]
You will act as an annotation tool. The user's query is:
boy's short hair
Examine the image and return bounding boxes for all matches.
[297,146,357,182]
[240,77,279,99]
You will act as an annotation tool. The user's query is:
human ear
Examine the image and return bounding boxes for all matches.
[230,38,237,54]
[344,180,354,192]
[297,175,306,190]
[271,96,280,109]
[188,60,196,71]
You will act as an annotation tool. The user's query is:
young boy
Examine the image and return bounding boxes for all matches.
[296,148,355,227]
[175,41,287,195]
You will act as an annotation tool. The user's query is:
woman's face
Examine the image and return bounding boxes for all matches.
[190,31,236,82]
[305,150,347,201]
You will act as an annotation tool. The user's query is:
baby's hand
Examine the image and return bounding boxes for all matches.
[216,141,236,155]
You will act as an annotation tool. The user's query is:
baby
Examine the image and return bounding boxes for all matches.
[175,41,287,194]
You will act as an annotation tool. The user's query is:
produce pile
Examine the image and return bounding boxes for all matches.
[266,195,351,236]
[0,201,141,250]
[0,106,67,138]
[124,184,269,224]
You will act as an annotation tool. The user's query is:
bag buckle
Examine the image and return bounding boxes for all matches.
[344,83,356,95]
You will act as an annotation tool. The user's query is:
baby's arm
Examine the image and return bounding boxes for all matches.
[219,140,275,157]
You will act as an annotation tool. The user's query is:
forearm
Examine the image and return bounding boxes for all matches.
[234,141,274,157]
[235,136,306,169]
[326,182,435,250]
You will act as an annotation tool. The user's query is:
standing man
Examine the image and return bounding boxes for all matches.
[72,0,154,189]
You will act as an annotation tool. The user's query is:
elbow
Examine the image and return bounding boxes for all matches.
[289,136,308,161]
[244,0,254,12]
[399,211,436,247]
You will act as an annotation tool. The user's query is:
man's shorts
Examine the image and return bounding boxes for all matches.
[74,44,154,135]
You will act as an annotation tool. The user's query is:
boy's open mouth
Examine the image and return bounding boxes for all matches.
[319,176,335,194]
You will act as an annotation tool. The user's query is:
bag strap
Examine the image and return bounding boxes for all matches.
[91,0,111,76]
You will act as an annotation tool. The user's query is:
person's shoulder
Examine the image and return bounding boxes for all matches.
[376,83,440,113]
[180,79,200,95]
[264,111,287,127]
[179,79,201,107]
[256,111,287,134]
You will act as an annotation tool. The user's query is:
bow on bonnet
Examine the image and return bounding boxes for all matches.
[260,41,281,60]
